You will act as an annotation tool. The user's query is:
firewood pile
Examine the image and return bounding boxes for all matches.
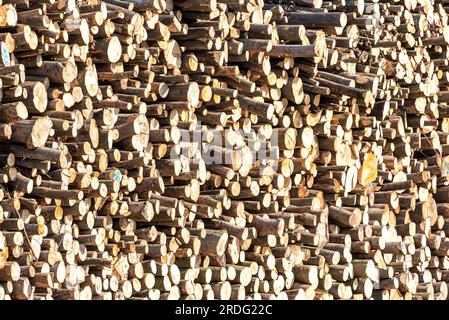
[2,0,449,300]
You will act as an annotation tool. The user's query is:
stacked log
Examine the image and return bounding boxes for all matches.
[1,0,449,300]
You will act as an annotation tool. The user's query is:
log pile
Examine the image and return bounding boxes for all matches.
[2,0,449,300]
